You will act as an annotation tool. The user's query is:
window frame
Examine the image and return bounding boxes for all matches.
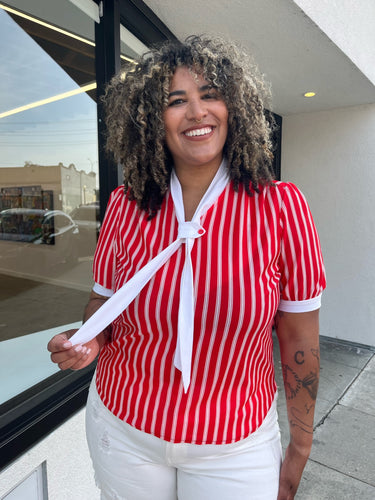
[0,0,174,470]
[271,112,282,180]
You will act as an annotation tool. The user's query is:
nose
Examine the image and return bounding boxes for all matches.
[186,99,207,122]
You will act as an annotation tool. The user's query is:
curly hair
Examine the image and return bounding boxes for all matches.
[102,35,275,217]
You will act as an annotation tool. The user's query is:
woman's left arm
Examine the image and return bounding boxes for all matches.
[275,309,320,500]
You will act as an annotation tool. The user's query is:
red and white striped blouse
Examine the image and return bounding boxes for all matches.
[93,179,326,444]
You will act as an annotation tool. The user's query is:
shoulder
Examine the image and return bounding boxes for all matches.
[107,186,138,211]
[109,185,126,203]
[247,180,306,204]
[232,181,307,210]
[101,186,136,229]
[268,181,309,207]
[272,180,304,195]
[252,182,313,226]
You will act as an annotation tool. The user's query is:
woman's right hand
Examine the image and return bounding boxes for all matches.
[47,329,101,371]
[48,291,110,371]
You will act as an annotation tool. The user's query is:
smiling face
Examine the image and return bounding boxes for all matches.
[163,66,228,176]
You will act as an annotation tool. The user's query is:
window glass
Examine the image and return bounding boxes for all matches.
[0,0,99,404]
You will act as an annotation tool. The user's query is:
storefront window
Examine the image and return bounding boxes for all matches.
[0,0,99,404]
[0,0,176,469]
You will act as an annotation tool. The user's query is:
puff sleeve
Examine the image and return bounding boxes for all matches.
[278,182,326,313]
[92,186,124,297]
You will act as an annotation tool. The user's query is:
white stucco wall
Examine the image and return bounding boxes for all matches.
[0,409,100,499]
[281,103,375,347]
[294,0,375,85]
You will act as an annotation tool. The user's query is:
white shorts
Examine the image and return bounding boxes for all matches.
[86,378,282,500]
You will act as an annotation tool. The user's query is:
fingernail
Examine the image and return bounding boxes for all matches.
[74,345,83,353]
[86,348,92,356]
[63,342,72,348]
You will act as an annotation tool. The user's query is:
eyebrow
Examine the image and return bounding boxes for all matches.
[168,84,212,98]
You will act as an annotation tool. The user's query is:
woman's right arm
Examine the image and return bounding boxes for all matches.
[48,188,123,370]
[47,291,110,371]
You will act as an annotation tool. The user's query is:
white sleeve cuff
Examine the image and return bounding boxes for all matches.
[93,282,114,297]
[278,294,322,313]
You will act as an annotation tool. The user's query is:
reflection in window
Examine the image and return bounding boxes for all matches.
[0,1,99,404]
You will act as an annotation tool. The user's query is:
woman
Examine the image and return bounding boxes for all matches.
[48,35,326,499]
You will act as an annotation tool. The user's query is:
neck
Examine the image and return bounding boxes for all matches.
[173,159,223,220]
[174,158,222,192]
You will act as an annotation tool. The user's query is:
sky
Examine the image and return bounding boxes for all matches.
[0,9,98,175]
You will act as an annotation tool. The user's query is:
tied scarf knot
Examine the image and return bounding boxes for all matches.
[178,221,206,240]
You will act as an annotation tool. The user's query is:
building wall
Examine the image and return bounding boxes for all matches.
[281,103,375,346]
[0,409,99,499]
[294,0,375,85]
[0,164,97,212]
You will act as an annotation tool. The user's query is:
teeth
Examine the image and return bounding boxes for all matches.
[185,127,212,137]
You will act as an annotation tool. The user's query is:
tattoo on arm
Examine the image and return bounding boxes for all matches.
[294,350,305,365]
[282,364,302,399]
[311,347,320,362]
[301,371,319,400]
[282,365,319,401]
[289,407,313,434]
[305,403,314,414]
[281,347,320,434]
[282,348,319,401]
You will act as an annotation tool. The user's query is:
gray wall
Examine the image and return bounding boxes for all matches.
[294,0,375,85]
[282,103,375,346]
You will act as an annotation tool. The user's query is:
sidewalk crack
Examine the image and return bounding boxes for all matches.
[314,352,375,430]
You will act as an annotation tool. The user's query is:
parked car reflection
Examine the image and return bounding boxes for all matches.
[70,202,100,256]
[0,208,80,270]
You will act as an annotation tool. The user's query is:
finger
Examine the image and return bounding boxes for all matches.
[47,334,70,353]
[69,348,93,371]
[47,329,77,352]
[50,344,82,365]
[55,345,91,370]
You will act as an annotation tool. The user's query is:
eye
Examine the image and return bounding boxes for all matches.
[201,88,220,100]
[168,98,186,107]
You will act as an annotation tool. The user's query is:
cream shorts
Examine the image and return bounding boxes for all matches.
[86,378,282,500]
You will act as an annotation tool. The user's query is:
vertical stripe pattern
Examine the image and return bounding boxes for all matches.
[94,180,326,444]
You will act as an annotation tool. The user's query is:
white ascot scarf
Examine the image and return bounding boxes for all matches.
[70,159,229,392]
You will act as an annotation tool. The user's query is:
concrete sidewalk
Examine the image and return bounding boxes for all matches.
[273,336,375,499]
